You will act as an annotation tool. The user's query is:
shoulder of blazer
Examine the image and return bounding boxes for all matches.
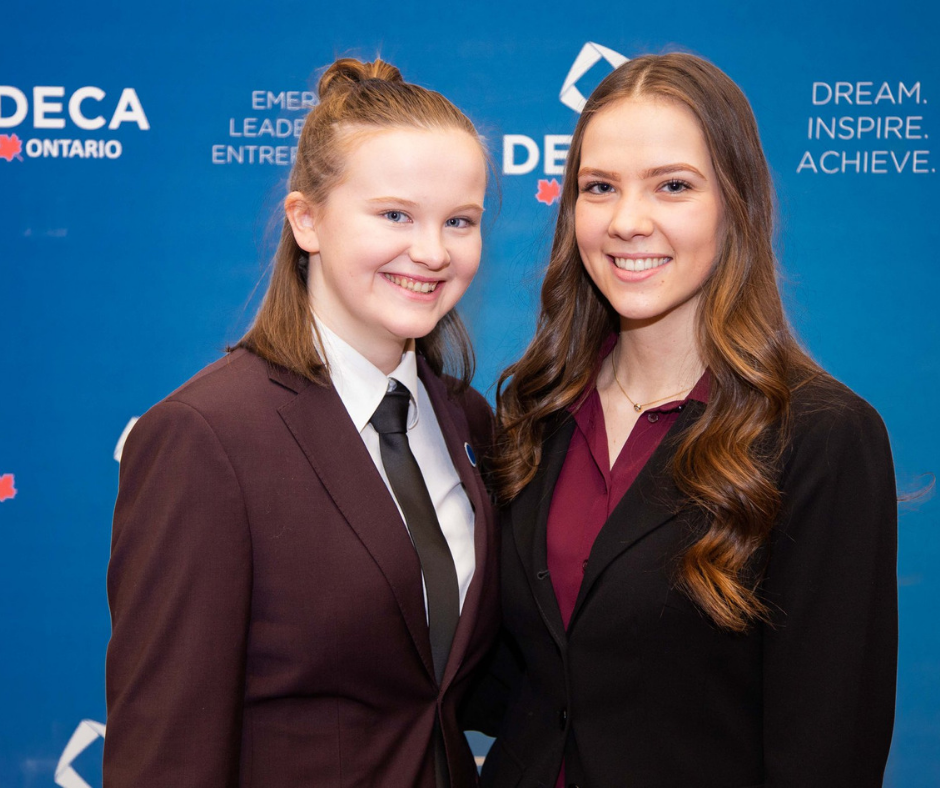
[788,373,884,425]
[782,373,891,472]
[126,350,328,461]
[156,349,314,415]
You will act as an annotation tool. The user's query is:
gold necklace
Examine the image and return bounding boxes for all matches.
[610,347,694,414]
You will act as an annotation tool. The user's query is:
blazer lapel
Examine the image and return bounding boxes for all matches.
[271,365,436,683]
[510,413,575,650]
[418,361,492,692]
[569,400,705,628]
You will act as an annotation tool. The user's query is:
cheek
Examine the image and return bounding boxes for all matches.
[456,237,482,278]
[352,239,397,273]
[578,253,608,295]
[573,203,594,246]
[575,220,608,275]
[676,210,721,262]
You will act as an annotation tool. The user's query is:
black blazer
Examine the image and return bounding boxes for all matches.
[472,378,897,788]
[105,349,499,787]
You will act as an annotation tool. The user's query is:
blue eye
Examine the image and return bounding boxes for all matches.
[661,179,691,194]
[383,210,410,223]
[445,217,473,229]
[580,181,614,194]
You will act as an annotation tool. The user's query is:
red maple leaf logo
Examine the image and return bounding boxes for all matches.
[536,178,561,206]
[0,134,24,162]
[0,474,16,502]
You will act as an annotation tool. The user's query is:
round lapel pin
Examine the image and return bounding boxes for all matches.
[464,442,477,467]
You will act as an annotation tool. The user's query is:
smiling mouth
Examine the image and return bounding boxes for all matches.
[610,256,671,272]
[383,273,441,294]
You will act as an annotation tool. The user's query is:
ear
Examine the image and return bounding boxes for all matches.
[284,191,320,254]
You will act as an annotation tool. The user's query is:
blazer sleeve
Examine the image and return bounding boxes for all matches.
[104,400,252,787]
[761,394,898,787]
[460,624,526,736]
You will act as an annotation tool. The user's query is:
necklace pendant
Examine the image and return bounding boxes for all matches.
[633,403,642,413]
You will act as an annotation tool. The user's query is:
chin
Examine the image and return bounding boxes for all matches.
[384,319,440,344]
[611,306,665,323]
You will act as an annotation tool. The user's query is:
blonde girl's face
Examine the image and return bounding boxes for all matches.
[287,126,486,372]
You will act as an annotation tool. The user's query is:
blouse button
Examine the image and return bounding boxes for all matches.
[581,559,588,573]
[647,412,660,423]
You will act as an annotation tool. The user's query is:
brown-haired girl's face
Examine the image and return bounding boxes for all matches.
[574,97,723,335]
[286,127,486,372]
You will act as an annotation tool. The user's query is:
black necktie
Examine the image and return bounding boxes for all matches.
[370,380,460,684]
[371,381,458,788]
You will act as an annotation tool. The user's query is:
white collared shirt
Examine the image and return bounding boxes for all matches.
[313,318,476,614]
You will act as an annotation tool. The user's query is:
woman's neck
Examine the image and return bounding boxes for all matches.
[312,308,409,376]
[608,316,704,406]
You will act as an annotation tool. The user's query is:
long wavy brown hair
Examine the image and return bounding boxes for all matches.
[235,57,486,389]
[495,53,822,631]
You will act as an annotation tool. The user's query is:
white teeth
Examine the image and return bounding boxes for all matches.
[610,256,670,272]
[384,274,439,293]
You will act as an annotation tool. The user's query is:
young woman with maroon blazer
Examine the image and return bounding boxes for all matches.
[470,54,897,788]
[105,59,498,788]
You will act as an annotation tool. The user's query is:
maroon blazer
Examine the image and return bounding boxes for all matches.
[105,348,499,787]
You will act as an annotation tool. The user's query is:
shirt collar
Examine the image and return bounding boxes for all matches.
[646,369,710,413]
[686,371,710,404]
[312,316,419,433]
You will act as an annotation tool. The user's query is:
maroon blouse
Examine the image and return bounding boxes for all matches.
[546,361,710,630]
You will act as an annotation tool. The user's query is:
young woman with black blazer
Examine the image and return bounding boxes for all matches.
[105,59,498,787]
[471,53,897,788]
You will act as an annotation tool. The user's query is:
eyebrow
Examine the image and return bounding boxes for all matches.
[642,163,706,179]
[577,164,707,180]
[367,196,419,207]
[578,167,619,181]
[367,197,485,213]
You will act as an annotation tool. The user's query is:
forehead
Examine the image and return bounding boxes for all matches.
[580,97,711,167]
[339,125,486,183]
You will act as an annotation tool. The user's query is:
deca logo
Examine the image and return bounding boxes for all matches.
[502,42,628,205]
[0,85,149,162]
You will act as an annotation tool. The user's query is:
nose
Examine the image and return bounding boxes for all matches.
[608,193,654,240]
[409,227,450,269]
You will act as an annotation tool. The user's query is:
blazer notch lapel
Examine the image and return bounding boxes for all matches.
[568,401,705,628]
[511,413,575,648]
[277,380,437,682]
[265,358,309,393]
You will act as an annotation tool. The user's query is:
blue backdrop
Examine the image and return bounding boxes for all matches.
[2,1,937,785]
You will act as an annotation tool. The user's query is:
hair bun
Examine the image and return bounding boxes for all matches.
[318,58,404,101]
